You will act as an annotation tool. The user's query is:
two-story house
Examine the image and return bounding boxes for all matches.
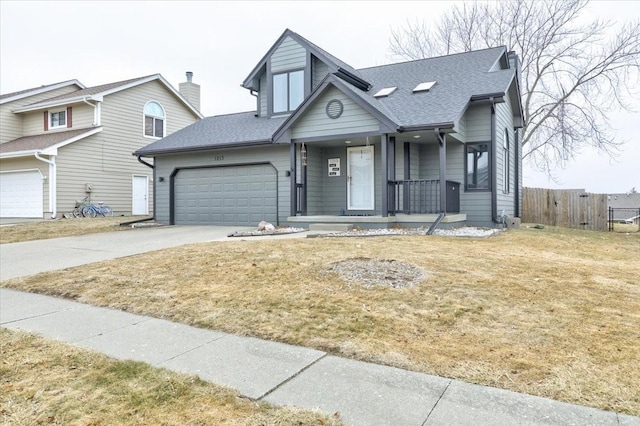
[0,74,202,219]
[136,29,524,228]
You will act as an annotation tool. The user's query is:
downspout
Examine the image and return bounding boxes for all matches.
[82,97,97,126]
[490,98,498,224]
[137,155,155,220]
[514,127,520,217]
[34,152,56,219]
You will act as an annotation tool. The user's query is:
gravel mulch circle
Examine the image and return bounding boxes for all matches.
[329,257,428,289]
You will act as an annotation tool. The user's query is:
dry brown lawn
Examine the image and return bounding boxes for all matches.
[0,329,343,425]
[2,226,639,416]
[0,217,131,244]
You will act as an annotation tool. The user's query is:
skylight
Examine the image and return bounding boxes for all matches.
[413,81,436,93]
[373,87,397,98]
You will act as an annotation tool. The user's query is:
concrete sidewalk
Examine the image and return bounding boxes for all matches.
[2,288,637,426]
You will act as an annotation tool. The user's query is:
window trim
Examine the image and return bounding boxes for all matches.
[503,128,510,194]
[272,68,304,115]
[465,142,491,192]
[142,100,166,139]
[49,109,67,129]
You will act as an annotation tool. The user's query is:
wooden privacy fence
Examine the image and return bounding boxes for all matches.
[522,188,608,231]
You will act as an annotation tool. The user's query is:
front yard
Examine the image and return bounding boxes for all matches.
[2,225,639,415]
[0,217,131,244]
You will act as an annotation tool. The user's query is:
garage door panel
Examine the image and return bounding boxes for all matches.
[174,165,277,226]
[0,171,43,218]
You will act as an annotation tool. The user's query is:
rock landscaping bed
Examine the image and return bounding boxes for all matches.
[315,226,503,238]
[227,227,307,237]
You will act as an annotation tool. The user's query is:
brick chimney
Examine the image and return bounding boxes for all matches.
[179,71,201,112]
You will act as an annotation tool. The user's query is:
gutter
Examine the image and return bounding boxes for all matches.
[34,152,57,219]
[398,123,455,132]
[82,96,101,126]
[135,140,273,157]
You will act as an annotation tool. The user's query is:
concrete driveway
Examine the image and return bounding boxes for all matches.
[0,225,296,281]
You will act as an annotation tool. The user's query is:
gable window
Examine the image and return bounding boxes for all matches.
[465,142,490,191]
[50,110,66,128]
[503,129,510,193]
[273,70,304,114]
[143,101,165,138]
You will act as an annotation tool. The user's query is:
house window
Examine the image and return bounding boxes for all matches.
[273,70,304,114]
[503,129,510,193]
[143,101,165,138]
[50,111,66,128]
[466,142,490,191]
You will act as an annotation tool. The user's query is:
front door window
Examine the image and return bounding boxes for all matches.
[347,146,375,210]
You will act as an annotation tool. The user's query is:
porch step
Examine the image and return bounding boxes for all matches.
[308,223,353,232]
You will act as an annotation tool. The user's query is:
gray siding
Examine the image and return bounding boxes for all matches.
[305,144,323,214]
[465,105,491,142]
[462,104,493,225]
[291,87,380,140]
[496,95,516,217]
[271,36,306,73]
[451,111,466,143]
[154,145,290,225]
[259,73,267,117]
[312,56,329,89]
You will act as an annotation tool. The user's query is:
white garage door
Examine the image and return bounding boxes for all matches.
[0,170,43,218]
[174,164,277,226]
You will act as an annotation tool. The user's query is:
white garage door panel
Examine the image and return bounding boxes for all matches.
[174,165,277,226]
[0,171,43,218]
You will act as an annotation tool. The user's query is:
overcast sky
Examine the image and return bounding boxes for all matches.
[1,1,638,194]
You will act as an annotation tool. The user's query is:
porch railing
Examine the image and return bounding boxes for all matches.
[388,180,460,214]
[296,183,305,215]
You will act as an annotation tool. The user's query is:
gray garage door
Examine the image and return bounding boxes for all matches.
[174,165,277,226]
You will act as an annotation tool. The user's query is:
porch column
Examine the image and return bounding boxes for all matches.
[381,133,389,217]
[437,131,447,214]
[290,142,297,216]
[388,136,396,216]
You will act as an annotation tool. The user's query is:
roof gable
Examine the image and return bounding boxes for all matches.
[0,80,85,105]
[242,28,364,91]
[12,75,203,118]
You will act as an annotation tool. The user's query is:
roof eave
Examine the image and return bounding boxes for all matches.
[135,139,273,157]
[13,95,105,113]
[0,79,86,105]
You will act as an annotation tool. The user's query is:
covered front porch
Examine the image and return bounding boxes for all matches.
[286,130,466,229]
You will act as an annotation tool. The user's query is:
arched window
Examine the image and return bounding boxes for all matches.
[143,101,165,138]
[503,128,510,193]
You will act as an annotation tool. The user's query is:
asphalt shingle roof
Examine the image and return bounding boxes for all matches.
[135,112,287,156]
[608,193,640,220]
[138,42,517,156]
[0,128,97,154]
[26,75,157,105]
[0,79,81,101]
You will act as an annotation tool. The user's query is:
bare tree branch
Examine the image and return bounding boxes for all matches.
[388,0,640,176]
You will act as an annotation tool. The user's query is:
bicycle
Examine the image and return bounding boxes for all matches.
[71,197,91,218]
[82,201,114,217]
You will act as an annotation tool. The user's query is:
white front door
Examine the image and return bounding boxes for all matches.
[347,146,375,210]
[132,175,149,215]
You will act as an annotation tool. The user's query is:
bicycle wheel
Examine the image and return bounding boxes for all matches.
[82,206,97,218]
[72,208,83,218]
[102,206,114,217]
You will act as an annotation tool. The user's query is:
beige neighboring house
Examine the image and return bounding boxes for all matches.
[0,73,203,218]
